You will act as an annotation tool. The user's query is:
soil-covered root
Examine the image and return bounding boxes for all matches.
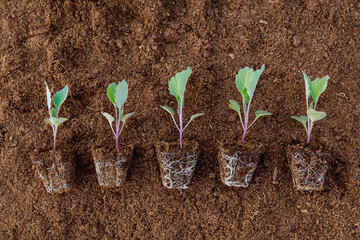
[155,141,199,189]
[31,149,75,193]
[218,141,263,187]
[91,144,134,187]
[286,145,329,191]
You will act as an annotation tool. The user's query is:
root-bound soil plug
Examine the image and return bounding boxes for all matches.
[155,141,199,189]
[91,144,133,187]
[31,149,75,193]
[286,145,329,191]
[218,141,263,187]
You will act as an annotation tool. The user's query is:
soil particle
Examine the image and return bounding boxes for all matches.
[1,0,360,239]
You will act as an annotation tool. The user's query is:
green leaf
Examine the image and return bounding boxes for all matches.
[101,112,114,124]
[45,82,51,111]
[49,117,68,127]
[291,115,308,133]
[229,99,240,112]
[247,109,272,129]
[183,113,204,130]
[115,80,128,110]
[235,65,265,103]
[121,112,135,123]
[255,110,272,118]
[235,67,252,94]
[311,75,329,104]
[161,105,175,116]
[189,113,204,121]
[107,83,117,106]
[242,88,250,106]
[50,108,57,117]
[44,118,52,125]
[53,85,69,110]
[307,109,326,122]
[247,64,265,100]
[168,67,192,106]
[309,102,314,110]
[302,71,311,99]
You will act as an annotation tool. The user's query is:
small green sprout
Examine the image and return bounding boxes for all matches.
[102,80,134,151]
[291,72,329,143]
[161,67,204,147]
[44,82,69,149]
[229,65,273,141]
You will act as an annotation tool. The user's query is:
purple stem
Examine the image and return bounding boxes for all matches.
[179,105,183,148]
[53,128,57,148]
[307,122,312,143]
[242,98,252,142]
[48,108,57,149]
[115,117,120,151]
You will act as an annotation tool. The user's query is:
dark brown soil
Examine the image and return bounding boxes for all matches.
[92,144,133,187]
[1,0,360,239]
[218,141,263,187]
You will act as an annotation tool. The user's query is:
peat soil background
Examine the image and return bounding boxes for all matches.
[1,0,360,239]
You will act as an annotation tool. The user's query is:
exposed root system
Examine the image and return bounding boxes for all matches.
[31,150,75,193]
[155,142,199,189]
[287,145,329,191]
[218,141,263,187]
[92,144,133,187]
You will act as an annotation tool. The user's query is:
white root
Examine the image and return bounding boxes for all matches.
[289,150,328,191]
[35,159,71,193]
[93,156,128,186]
[220,151,260,188]
[158,150,198,189]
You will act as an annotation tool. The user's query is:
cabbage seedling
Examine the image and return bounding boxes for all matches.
[44,82,69,149]
[102,80,134,151]
[291,72,329,143]
[161,67,204,148]
[229,65,272,141]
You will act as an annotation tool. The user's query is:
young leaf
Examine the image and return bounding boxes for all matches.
[121,112,135,123]
[302,71,311,99]
[255,110,272,119]
[107,82,117,106]
[183,113,204,130]
[53,85,69,110]
[49,117,68,127]
[45,82,51,111]
[235,67,252,94]
[44,118,52,125]
[102,112,114,125]
[307,109,326,122]
[291,115,308,133]
[161,105,175,116]
[247,110,272,130]
[242,88,250,106]
[311,75,329,104]
[50,108,57,117]
[115,80,128,110]
[309,102,314,110]
[247,64,265,100]
[236,65,265,102]
[168,67,192,105]
[189,113,204,121]
[229,99,240,112]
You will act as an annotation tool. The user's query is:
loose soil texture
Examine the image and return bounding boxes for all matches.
[1,0,360,239]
